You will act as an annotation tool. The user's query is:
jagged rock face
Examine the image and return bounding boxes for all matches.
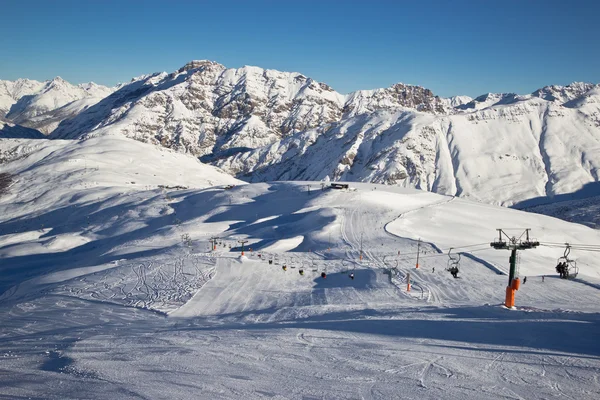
[344,83,448,117]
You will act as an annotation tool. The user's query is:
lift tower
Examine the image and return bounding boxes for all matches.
[238,239,249,256]
[209,236,219,251]
[490,229,539,308]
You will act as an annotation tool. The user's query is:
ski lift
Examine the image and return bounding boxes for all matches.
[555,244,578,279]
[446,248,461,279]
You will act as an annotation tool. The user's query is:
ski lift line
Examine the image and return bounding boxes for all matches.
[540,241,600,247]
[540,243,600,249]
[540,242,600,249]
[540,244,600,250]
[539,244,600,253]
[545,246,600,252]
[385,243,491,258]
[387,246,492,262]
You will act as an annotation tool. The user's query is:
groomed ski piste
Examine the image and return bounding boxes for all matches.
[1,136,599,399]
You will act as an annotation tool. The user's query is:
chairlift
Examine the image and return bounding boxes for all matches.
[555,244,578,279]
[446,248,461,278]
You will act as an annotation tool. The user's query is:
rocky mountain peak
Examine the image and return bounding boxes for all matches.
[178,60,225,73]
[343,82,447,117]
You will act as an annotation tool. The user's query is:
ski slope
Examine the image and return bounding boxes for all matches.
[0,140,599,399]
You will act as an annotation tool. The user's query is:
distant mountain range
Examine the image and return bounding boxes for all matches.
[0,77,114,134]
[1,60,599,207]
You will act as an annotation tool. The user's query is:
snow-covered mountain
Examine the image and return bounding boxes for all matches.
[52,60,347,154]
[214,86,600,206]
[4,61,599,208]
[0,79,46,115]
[0,77,114,134]
[51,61,468,155]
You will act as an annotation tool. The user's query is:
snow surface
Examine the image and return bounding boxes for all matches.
[1,138,599,399]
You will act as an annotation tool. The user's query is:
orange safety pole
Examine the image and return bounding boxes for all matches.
[407,272,411,292]
[416,238,421,268]
[505,286,515,308]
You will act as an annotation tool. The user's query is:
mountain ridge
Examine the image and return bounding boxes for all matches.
[3,60,599,208]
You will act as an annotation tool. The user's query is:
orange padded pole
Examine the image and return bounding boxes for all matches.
[505,286,515,308]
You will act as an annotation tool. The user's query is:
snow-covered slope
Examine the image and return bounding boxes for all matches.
[1,77,114,134]
[0,118,44,139]
[523,194,600,229]
[1,173,599,399]
[0,134,240,254]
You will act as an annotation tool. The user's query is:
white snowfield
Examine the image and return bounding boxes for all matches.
[0,137,599,399]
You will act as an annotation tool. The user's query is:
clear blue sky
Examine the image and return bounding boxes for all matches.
[1,0,598,97]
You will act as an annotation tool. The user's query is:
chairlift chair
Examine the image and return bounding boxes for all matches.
[556,245,578,279]
[446,248,461,278]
